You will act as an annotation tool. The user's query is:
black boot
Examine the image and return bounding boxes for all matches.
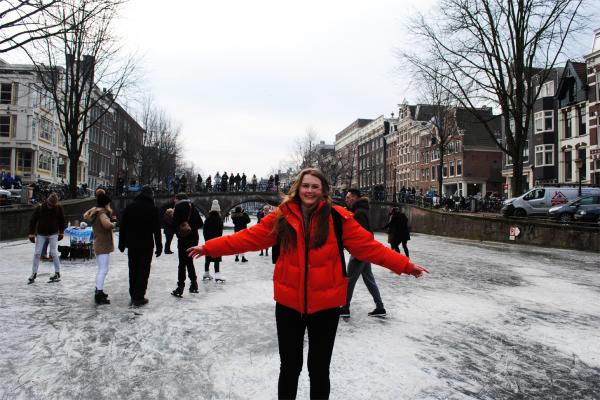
[189,281,199,293]
[241,256,248,263]
[235,256,239,262]
[95,289,110,305]
[48,272,61,283]
[28,272,37,284]
[171,286,184,298]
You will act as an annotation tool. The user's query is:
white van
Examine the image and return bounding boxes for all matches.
[501,186,600,217]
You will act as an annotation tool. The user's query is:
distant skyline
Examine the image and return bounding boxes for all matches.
[4,0,598,178]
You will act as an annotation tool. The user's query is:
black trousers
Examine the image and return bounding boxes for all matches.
[391,241,409,258]
[177,237,198,288]
[164,232,174,251]
[128,247,153,301]
[276,303,340,400]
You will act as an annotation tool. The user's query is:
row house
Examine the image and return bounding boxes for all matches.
[333,118,372,192]
[356,116,389,197]
[0,59,87,185]
[586,27,600,185]
[0,58,143,189]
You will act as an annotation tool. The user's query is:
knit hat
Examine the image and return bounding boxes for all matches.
[210,200,221,212]
[96,193,111,208]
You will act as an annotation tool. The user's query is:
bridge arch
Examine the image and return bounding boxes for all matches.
[186,192,282,218]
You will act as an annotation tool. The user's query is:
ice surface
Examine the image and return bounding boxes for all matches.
[0,230,599,399]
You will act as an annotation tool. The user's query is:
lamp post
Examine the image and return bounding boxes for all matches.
[574,157,583,197]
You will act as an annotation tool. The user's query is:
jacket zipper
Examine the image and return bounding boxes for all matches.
[303,218,310,315]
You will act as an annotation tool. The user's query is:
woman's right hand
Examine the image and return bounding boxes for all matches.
[187,245,205,259]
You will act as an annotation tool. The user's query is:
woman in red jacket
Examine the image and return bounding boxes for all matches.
[188,168,428,400]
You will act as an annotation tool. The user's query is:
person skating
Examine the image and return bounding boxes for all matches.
[162,208,175,254]
[84,193,116,305]
[187,168,429,399]
[28,193,66,284]
[257,205,270,256]
[118,185,163,307]
[230,205,250,262]
[171,193,203,297]
[202,200,224,282]
[339,189,386,318]
[383,207,411,257]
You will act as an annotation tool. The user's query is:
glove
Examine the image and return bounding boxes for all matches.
[58,233,64,241]
[155,244,163,258]
[28,235,35,243]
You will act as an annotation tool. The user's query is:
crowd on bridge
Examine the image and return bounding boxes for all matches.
[24,167,427,399]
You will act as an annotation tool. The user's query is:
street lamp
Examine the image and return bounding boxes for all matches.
[574,157,583,197]
[114,147,123,195]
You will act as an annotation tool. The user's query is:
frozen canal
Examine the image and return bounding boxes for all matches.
[0,230,599,400]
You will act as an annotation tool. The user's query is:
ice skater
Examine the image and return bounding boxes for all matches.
[230,206,250,262]
[27,193,65,284]
[84,193,116,305]
[187,168,429,399]
[202,200,225,282]
[383,207,410,257]
[340,189,387,318]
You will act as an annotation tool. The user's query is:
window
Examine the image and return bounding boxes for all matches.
[539,81,555,98]
[0,148,10,170]
[534,111,554,132]
[565,151,572,181]
[578,106,586,136]
[450,161,455,176]
[535,144,554,166]
[578,148,587,178]
[0,83,14,104]
[0,115,15,137]
[39,117,53,141]
[442,163,448,177]
[38,151,52,171]
[564,110,572,139]
[457,159,462,176]
[523,188,545,201]
[523,140,529,163]
[431,166,436,180]
[16,149,32,174]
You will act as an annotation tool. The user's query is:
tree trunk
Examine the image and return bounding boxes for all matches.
[438,152,444,196]
[68,154,79,198]
[511,155,524,197]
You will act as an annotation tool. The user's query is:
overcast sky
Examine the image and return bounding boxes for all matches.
[113,0,438,178]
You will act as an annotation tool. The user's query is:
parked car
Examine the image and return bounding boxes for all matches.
[0,188,10,205]
[502,187,600,217]
[548,195,600,223]
[574,204,600,225]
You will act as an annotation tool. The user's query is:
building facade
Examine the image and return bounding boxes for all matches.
[586,27,600,185]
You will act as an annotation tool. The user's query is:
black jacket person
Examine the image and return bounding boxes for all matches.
[118,186,162,306]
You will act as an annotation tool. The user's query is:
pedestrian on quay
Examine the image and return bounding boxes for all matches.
[118,185,163,307]
[221,172,229,192]
[339,189,387,318]
[171,192,203,297]
[205,175,212,192]
[251,174,257,191]
[187,168,429,399]
[84,193,116,305]
[231,206,251,262]
[202,200,225,282]
[27,192,66,284]
[383,207,411,257]
[162,208,175,254]
[241,173,247,192]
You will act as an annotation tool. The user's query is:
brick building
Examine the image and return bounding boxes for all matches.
[586,27,600,185]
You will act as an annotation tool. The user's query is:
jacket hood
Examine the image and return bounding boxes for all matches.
[135,192,155,204]
[351,197,370,211]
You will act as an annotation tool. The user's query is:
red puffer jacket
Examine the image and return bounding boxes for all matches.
[202,200,417,314]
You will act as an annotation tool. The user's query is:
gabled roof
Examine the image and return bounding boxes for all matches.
[555,60,587,99]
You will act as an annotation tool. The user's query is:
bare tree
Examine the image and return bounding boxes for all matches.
[334,142,358,192]
[0,0,78,53]
[403,0,587,196]
[417,66,460,196]
[138,99,182,188]
[291,127,320,172]
[26,0,135,197]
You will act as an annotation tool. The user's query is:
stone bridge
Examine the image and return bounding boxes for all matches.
[112,191,283,217]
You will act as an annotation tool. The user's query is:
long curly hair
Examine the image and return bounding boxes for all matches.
[274,168,333,250]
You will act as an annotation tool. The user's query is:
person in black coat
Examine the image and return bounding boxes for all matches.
[230,206,250,262]
[221,172,229,192]
[202,200,224,281]
[171,193,203,297]
[383,207,411,257]
[118,186,163,306]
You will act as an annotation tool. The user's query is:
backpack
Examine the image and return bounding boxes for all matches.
[272,208,346,277]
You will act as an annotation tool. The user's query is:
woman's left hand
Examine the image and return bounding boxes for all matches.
[187,245,205,259]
